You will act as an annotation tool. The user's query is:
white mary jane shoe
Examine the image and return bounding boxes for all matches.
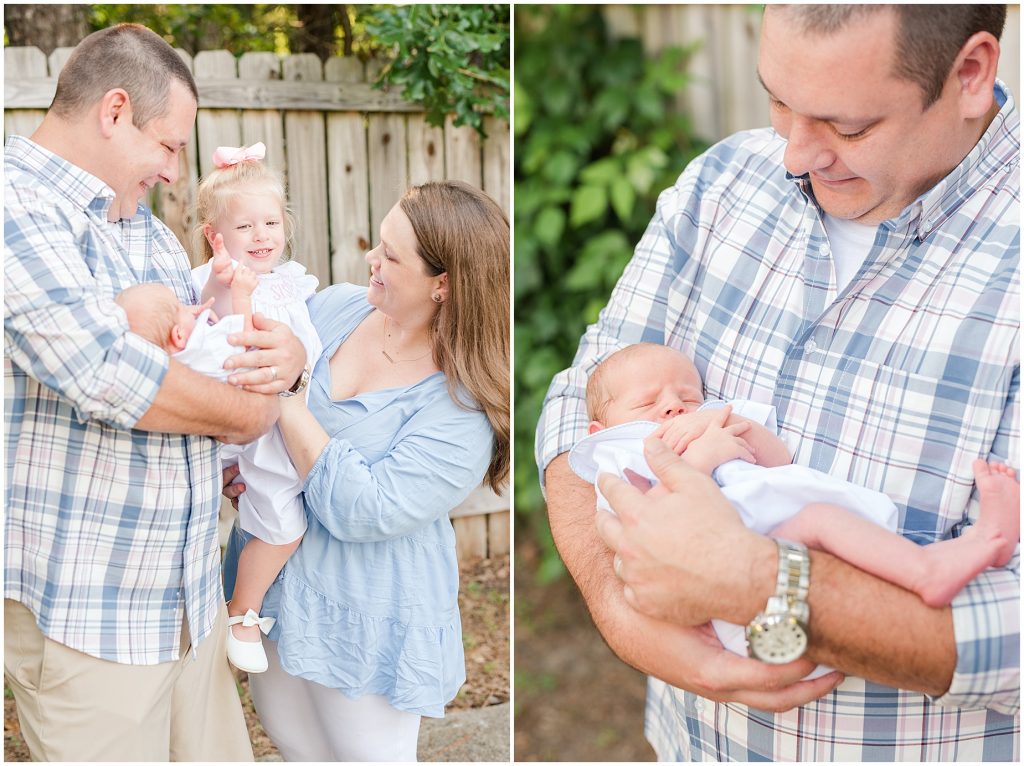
[226,608,276,674]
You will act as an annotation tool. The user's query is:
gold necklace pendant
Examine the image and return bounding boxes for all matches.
[382,315,430,364]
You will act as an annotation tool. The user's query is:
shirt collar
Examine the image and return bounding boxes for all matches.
[785,80,1019,239]
[5,134,118,221]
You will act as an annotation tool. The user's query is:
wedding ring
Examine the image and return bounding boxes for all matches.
[268,366,278,381]
[613,554,624,579]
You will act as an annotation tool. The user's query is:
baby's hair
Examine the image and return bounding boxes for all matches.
[586,343,685,421]
[190,160,296,263]
[115,283,179,351]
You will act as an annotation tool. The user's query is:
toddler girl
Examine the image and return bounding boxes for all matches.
[191,142,322,673]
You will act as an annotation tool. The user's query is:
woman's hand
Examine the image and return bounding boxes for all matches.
[224,313,306,394]
[222,464,245,510]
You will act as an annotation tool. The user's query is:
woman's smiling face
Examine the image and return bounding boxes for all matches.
[365,204,445,321]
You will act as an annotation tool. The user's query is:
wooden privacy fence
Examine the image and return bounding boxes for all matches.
[4,45,510,560]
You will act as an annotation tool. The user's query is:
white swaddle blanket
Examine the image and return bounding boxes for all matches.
[569,399,899,678]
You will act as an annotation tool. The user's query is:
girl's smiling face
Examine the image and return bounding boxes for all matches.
[208,190,287,274]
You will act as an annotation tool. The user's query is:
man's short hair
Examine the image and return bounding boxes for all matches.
[779,5,1007,107]
[50,23,198,127]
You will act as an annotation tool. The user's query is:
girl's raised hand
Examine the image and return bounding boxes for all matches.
[210,233,235,288]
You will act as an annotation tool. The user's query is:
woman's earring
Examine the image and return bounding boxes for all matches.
[432,293,443,303]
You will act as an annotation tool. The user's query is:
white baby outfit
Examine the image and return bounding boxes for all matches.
[569,399,899,678]
[187,260,323,545]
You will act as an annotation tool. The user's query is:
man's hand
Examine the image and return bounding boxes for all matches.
[630,619,844,713]
[544,453,840,712]
[596,435,775,627]
[223,313,306,394]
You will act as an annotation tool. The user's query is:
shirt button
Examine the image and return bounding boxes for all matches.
[818,242,830,256]
[805,339,818,354]
[695,698,706,712]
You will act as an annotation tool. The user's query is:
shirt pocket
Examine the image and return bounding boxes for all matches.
[813,358,1007,542]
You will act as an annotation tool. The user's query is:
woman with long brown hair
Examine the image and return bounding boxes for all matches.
[222,180,509,761]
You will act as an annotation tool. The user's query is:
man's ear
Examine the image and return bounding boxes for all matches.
[97,88,131,139]
[588,420,605,435]
[170,324,188,352]
[950,30,1000,119]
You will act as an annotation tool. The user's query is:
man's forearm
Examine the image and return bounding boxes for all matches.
[134,359,277,443]
[803,550,956,695]
[544,455,636,638]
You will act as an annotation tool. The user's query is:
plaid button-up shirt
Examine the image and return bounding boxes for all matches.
[537,82,1019,759]
[5,135,223,665]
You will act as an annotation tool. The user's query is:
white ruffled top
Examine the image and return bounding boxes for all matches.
[191,260,322,364]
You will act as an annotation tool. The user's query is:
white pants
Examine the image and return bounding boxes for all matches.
[250,639,421,762]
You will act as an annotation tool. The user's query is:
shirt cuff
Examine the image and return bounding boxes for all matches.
[99,332,169,428]
[931,561,1020,715]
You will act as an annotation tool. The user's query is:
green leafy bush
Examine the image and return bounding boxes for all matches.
[514,5,709,579]
[365,4,510,137]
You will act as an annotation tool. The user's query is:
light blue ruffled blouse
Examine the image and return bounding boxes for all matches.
[223,283,494,717]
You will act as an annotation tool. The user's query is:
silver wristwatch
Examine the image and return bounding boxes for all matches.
[278,364,311,398]
[745,540,810,664]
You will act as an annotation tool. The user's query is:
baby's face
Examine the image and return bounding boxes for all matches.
[600,347,705,427]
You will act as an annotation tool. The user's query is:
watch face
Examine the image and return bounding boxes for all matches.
[747,616,808,664]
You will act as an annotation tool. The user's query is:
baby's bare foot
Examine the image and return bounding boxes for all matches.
[972,459,1020,567]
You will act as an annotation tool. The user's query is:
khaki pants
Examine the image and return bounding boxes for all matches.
[4,598,253,762]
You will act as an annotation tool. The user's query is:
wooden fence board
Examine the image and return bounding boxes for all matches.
[194,50,241,179]
[483,117,510,216]
[238,52,287,177]
[454,515,489,562]
[407,114,446,187]
[4,47,48,138]
[157,51,199,262]
[367,113,409,241]
[444,117,482,186]
[283,54,331,288]
[325,57,371,287]
[487,510,511,556]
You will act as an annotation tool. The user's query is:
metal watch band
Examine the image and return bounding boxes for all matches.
[775,539,809,612]
[279,364,310,398]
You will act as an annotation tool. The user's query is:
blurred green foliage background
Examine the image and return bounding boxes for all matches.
[514,5,710,579]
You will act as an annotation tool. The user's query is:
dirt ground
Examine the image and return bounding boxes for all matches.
[4,554,509,762]
[514,537,654,762]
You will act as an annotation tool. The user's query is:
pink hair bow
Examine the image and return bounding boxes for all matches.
[212,142,266,169]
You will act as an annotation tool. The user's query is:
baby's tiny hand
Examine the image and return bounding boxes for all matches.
[655,405,733,455]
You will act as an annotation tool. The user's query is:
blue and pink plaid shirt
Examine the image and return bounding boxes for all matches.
[537,82,1019,759]
[5,135,223,665]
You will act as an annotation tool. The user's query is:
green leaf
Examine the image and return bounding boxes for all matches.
[534,206,566,250]
[569,185,607,228]
[609,176,636,223]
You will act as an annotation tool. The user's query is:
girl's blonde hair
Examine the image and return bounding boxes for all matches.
[190,160,296,263]
[399,181,510,493]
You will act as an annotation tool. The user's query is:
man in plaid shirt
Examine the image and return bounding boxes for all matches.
[537,5,1018,760]
[4,24,306,761]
